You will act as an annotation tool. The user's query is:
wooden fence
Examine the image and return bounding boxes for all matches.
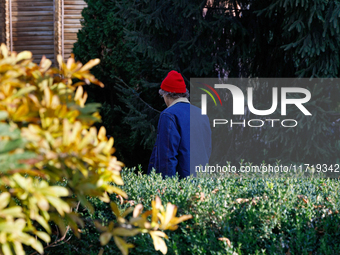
[0,0,86,65]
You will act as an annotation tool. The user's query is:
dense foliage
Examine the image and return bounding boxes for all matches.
[74,0,340,169]
[44,169,340,255]
[0,45,191,255]
[73,0,162,168]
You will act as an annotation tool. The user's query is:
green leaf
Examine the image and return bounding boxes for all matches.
[0,193,10,210]
[0,139,24,154]
[0,111,8,120]
[0,123,20,138]
[2,243,12,255]
[0,207,24,218]
[9,86,36,100]
[0,151,36,172]
[35,215,51,234]
[35,231,51,244]
[99,232,112,246]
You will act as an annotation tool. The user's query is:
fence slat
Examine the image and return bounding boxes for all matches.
[64,1,86,5]
[64,5,86,10]
[64,28,82,33]
[65,10,84,14]
[12,0,52,2]
[33,54,54,58]
[13,35,53,41]
[13,40,54,46]
[14,45,54,49]
[64,25,82,29]
[12,21,54,27]
[64,14,82,19]
[12,16,54,22]
[64,19,83,24]
[12,26,53,32]
[11,2,53,7]
[64,35,77,40]
[14,47,54,56]
[12,31,53,36]
[11,11,54,16]
[11,6,52,11]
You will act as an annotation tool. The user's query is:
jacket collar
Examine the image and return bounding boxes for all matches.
[168,97,190,108]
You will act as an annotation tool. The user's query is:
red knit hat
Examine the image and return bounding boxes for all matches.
[160,70,186,93]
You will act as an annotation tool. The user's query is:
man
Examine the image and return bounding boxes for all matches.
[147,70,211,178]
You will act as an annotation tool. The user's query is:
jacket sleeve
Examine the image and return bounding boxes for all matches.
[156,113,180,177]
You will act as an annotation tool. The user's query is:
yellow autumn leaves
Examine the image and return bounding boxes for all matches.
[98,196,192,255]
[0,43,116,255]
[0,44,191,255]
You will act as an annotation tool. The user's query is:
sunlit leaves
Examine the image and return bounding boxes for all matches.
[0,44,190,255]
[57,54,104,88]
[150,231,168,254]
[0,44,125,254]
[113,236,135,255]
[98,196,192,255]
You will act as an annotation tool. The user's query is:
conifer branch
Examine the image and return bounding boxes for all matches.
[115,77,161,114]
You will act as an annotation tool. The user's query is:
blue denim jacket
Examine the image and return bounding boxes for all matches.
[147,100,211,178]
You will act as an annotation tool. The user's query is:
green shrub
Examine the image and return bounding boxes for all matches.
[50,168,340,255]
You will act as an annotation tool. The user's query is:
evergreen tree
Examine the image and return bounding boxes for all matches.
[118,0,340,165]
[74,0,340,169]
[74,0,163,167]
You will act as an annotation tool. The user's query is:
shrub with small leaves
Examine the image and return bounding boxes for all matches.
[48,169,340,254]
[0,44,191,255]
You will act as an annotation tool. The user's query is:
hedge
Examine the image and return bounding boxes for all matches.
[44,168,340,255]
